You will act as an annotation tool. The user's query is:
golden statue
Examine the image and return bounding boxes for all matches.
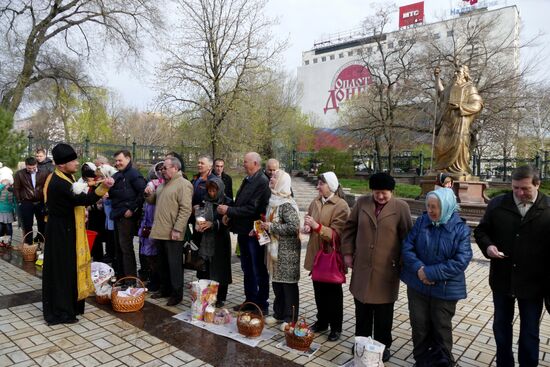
[434,65,483,177]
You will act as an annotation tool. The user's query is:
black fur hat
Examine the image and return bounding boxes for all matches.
[52,143,77,165]
[369,172,396,191]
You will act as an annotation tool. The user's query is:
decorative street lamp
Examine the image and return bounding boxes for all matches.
[27,129,34,156]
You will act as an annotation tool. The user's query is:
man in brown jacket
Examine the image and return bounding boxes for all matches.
[145,157,193,306]
[13,157,49,243]
[341,172,412,362]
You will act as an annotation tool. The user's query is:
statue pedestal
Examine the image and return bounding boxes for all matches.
[418,175,489,204]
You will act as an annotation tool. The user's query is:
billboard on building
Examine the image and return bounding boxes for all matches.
[324,63,372,114]
[399,2,424,29]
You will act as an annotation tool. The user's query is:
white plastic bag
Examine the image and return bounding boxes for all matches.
[189,279,219,320]
[354,336,385,367]
[91,262,115,296]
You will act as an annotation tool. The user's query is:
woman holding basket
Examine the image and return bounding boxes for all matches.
[303,171,350,342]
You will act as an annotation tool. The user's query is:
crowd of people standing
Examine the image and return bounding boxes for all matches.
[2,143,548,366]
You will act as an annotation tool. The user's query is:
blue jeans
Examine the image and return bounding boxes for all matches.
[237,234,269,311]
[493,292,543,367]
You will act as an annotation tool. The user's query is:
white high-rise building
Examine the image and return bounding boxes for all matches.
[297,3,520,127]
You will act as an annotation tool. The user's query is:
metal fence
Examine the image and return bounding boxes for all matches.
[26,133,201,170]
[286,148,550,181]
[473,153,549,181]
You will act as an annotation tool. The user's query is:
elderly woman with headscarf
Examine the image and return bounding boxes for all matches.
[303,171,350,341]
[401,188,472,367]
[260,170,301,330]
[195,176,232,307]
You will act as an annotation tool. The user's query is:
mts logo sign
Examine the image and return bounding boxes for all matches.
[403,9,420,19]
[399,1,424,28]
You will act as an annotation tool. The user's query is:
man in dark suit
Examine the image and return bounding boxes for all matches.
[217,152,271,314]
[475,165,550,367]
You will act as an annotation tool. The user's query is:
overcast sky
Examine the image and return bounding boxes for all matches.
[99,0,550,110]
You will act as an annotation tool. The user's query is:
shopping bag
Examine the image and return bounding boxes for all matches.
[189,279,219,320]
[91,262,115,297]
[354,336,385,367]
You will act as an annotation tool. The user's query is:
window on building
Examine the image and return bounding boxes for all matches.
[339,53,344,58]
[348,51,353,56]
[398,40,404,47]
[388,41,394,49]
[330,55,335,60]
[447,30,454,37]
[367,47,372,53]
[304,60,309,65]
[313,58,318,63]
[321,56,326,62]
[433,33,440,39]
[356,49,361,55]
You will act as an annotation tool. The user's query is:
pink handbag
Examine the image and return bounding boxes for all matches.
[311,231,346,284]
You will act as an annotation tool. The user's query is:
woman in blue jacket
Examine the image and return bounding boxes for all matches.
[401,188,472,367]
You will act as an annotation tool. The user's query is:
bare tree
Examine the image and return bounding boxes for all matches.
[111,109,177,147]
[156,0,286,158]
[339,5,426,172]
[519,84,550,153]
[0,0,162,116]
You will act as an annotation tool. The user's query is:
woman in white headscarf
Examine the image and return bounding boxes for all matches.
[303,171,350,341]
[260,170,301,330]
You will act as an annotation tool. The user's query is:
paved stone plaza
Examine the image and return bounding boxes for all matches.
[2,232,550,366]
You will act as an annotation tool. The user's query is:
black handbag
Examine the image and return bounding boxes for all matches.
[182,224,206,271]
[183,246,206,271]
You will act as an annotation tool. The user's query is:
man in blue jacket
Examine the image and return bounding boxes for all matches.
[475,165,550,367]
[217,152,271,314]
[109,150,146,278]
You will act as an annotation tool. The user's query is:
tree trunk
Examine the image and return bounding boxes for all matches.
[210,120,218,159]
[388,144,393,173]
[374,138,382,172]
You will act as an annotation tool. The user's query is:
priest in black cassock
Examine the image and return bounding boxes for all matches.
[42,143,114,325]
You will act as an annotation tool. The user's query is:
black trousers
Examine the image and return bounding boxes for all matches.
[114,217,138,277]
[0,222,13,239]
[104,229,116,259]
[157,239,184,298]
[19,201,45,242]
[313,280,343,332]
[273,282,299,323]
[493,292,543,367]
[354,298,394,348]
[407,287,457,365]
[218,284,228,303]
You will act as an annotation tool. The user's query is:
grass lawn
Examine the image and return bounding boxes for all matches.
[227,174,550,200]
[339,178,421,199]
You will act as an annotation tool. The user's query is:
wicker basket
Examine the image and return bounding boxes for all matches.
[95,294,111,305]
[111,276,146,312]
[21,232,44,262]
[236,302,264,338]
[21,243,38,262]
[285,317,315,351]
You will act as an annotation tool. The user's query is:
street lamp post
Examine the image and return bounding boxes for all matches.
[27,129,34,156]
